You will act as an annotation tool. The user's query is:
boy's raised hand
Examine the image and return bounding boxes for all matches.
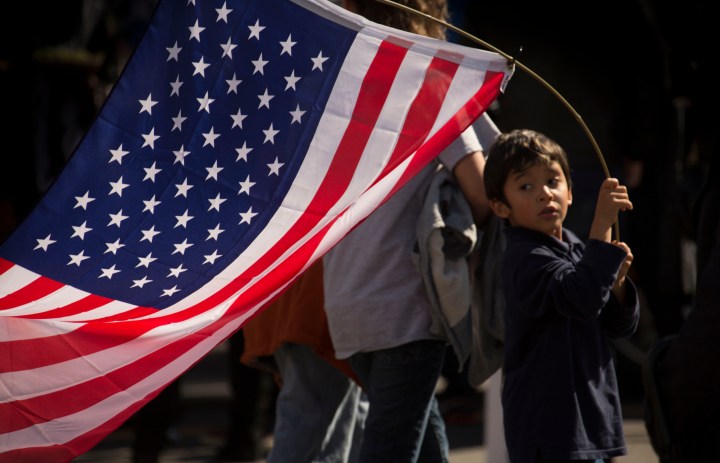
[589,178,633,242]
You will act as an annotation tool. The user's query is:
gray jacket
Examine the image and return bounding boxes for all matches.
[413,164,505,385]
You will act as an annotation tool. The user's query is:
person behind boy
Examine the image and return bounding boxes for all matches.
[483,129,640,463]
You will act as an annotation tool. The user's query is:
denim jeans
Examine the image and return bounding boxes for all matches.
[348,340,449,463]
[268,343,367,463]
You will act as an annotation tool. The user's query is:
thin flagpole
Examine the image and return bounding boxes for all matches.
[369,0,621,240]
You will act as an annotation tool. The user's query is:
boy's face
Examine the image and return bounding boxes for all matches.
[490,161,572,240]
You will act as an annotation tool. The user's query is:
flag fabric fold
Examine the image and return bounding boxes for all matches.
[0,0,512,460]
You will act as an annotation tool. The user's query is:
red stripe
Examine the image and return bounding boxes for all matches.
[381,54,460,187]
[19,294,114,319]
[292,39,408,214]
[0,318,230,442]
[0,262,150,321]
[0,53,506,463]
[412,70,504,170]
[0,445,78,463]
[0,316,230,434]
[0,276,65,309]
[94,306,159,322]
[0,42,504,457]
[442,70,504,134]
[0,225,330,449]
[0,49,503,379]
[380,68,504,203]
[0,257,14,276]
[318,66,504,256]
[0,38,409,372]
[331,52,460,224]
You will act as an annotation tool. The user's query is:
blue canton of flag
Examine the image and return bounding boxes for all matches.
[1,0,351,309]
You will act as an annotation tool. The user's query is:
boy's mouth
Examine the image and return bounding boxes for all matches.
[540,205,558,215]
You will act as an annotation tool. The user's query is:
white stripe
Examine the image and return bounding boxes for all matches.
[0,33,400,406]
[0,279,293,451]
[136,32,382,317]
[0,0,512,454]
[146,34,440,319]
[433,56,491,133]
[330,35,434,211]
[0,277,138,324]
[0,309,242,451]
[318,154,414,257]
[57,300,141,321]
[0,270,296,401]
[0,284,90,317]
[0,315,80,343]
[0,307,224,401]
[0,37,377,322]
[314,56,499,259]
[316,61,503,297]
[0,265,40,299]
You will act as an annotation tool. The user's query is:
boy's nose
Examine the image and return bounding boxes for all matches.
[538,185,553,201]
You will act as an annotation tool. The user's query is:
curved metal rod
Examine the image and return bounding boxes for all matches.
[368,0,620,239]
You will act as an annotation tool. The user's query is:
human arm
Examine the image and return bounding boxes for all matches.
[600,241,639,337]
[599,275,640,338]
[453,151,490,224]
[588,178,633,242]
[584,181,638,334]
[506,230,630,321]
[441,113,499,225]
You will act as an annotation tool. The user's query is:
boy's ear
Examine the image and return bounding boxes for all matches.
[489,199,511,218]
[567,187,573,206]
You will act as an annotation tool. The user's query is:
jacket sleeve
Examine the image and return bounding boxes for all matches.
[511,239,628,321]
[600,277,641,338]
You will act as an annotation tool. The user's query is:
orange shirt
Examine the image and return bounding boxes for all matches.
[241,260,356,380]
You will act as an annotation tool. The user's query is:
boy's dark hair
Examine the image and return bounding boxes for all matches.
[484,129,572,204]
[352,0,448,40]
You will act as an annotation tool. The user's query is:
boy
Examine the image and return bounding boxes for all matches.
[483,129,640,463]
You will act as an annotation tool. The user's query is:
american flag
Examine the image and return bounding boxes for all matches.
[0,0,512,460]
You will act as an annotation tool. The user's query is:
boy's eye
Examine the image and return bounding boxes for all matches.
[519,183,532,191]
[547,178,559,187]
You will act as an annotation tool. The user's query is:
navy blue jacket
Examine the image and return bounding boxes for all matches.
[500,226,640,463]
